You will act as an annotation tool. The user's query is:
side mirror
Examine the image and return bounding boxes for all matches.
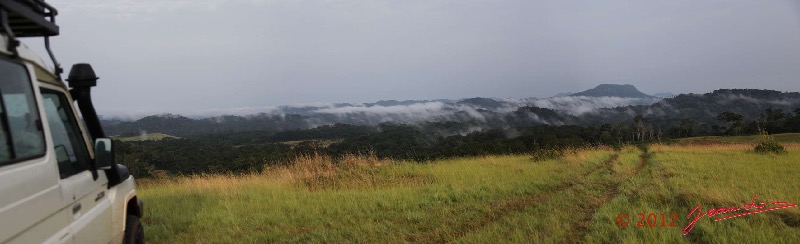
[94,138,115,170]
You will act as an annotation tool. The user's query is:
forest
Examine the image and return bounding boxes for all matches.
[115,105,800,177]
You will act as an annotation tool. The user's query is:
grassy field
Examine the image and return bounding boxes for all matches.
[676,133,800,144]
[113,133,179,142]
[138,142,800,243]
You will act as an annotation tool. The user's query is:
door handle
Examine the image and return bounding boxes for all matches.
[72,203,81,214]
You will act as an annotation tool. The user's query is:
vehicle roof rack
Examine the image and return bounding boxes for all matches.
[0,0,62,78]
[0,0,58,37]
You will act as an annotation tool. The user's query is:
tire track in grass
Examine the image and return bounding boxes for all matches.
[634,145,649,175]
[407,153,621,243]
[563,146,649,243]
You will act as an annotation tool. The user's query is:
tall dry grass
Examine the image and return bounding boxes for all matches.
[529,145,613,162]
[138,152,396,191]
[265,152,420,190]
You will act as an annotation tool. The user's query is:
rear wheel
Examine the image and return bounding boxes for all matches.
[123,214,145,244]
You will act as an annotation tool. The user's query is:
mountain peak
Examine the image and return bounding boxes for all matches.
[570,84,653,98]
[457,97,506,109]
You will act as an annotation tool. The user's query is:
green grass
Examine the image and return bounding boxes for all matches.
[676,133,800,144]
[114,133,179,142]
[138,143,800,243]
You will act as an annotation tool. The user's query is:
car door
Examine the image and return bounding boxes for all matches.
[40,87,113,244]
[0,60,70,244]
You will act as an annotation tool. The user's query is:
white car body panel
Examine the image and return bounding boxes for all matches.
[0,19,142,243]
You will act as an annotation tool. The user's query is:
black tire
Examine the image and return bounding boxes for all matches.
[123,214,145,244]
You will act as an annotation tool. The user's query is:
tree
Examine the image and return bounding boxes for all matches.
[717,112,743,135]
[679,119,695,137]
[786,108,800,133]
[760,108,787,134]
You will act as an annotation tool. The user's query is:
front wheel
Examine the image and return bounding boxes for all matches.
[123,214,145,244]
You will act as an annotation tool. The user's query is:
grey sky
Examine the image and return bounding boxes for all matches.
[26,0,800,116]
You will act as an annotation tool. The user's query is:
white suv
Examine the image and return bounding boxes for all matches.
[0,1,144,243]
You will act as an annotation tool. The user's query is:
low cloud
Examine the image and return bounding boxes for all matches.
[310,102,491,124]
[527,96,661,116]
[103,96,662,125]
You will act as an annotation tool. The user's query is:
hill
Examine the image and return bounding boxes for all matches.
[580,89,800,136]
[571,84,654,98]
[101,93,658,136]
[102,87,800,138]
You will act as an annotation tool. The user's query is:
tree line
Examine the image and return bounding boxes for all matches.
[116,106,800,177]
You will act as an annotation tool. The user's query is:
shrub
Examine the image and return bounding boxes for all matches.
[754,133,786,154]
[754,140,785,154]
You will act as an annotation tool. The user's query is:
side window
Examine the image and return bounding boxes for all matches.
[41,89,90,178]
[0,59,45,166]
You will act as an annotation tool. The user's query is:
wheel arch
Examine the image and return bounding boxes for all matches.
[126,196,143,218]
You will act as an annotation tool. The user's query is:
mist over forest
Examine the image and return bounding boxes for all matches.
[103,85,798,138]
[105,84,800,176]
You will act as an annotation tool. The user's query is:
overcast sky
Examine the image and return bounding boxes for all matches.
[26,0,800,116]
